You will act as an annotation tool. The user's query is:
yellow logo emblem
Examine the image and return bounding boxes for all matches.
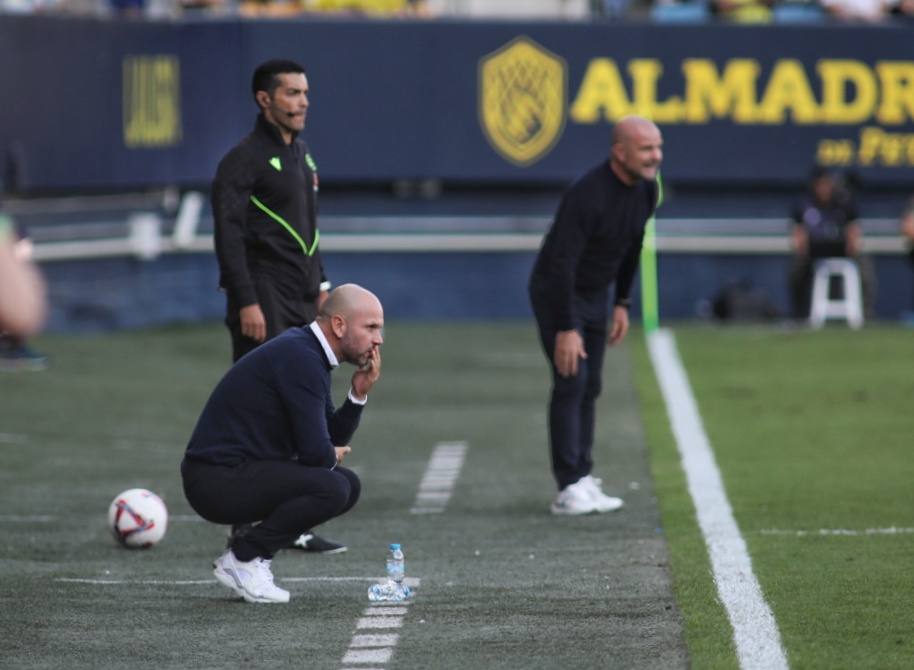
[479,37,567,167]
[122,55,182,149]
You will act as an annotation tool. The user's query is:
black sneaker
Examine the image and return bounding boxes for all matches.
[291,532,347,554]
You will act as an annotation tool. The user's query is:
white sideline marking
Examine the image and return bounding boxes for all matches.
[57,578,216,585]
[57,576,387,586]
[350,634,399,647]
[339,579,419,669]
[410,441,467,514]
[2,514,206,524]
[361,607,407,616]
[760,527,914,537]
[0,514,54,522]
[342,648,392,664]
[356,617,403,629]
[647,329,789,670]
[281,577,388,583]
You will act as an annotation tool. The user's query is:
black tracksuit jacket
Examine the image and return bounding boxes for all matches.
[212,115,326,308]
[530,161,659,331]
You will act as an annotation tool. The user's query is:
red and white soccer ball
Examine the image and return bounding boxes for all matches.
[108,488,168,549]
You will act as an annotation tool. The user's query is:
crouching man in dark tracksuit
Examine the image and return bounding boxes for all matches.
[180,284,384,603]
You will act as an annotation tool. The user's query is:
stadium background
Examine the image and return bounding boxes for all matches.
[1,14,913,329]
[3,10,914,670]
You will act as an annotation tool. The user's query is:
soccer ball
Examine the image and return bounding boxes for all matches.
[108,488,168,549]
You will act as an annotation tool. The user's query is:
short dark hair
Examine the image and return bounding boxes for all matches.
[251,59,306,104]
[809,165,833,182]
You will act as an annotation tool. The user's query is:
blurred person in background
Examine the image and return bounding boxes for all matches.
[301,0,429,14]
[890,0,914,17]
[590,0,635,17]
[0,214,46,359]
[529,116,662,516]
[236,0,430,17]
[0,222,47,371]
[1,146,47,368]
[788,166,875,321]
[108,0,143,15]
[211,58,341,554]
[710,0,774,22]
[900,196,914,324]
[819,0,890,21]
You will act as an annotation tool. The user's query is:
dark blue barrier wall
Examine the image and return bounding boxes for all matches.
[40,251,914,332]
[2,16,913,190]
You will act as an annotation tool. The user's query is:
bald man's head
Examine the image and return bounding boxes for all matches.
[319,283,382,321]
[611,116,658,146]
[610,115,663,184]
[318,284,384,367]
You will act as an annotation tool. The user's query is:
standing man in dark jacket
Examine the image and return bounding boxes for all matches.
[181,284,384,603]
[211,58,339,552]
[529,115,663,516]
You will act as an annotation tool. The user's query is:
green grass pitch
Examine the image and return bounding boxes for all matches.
[0,323,682,670]
[2,322,912,669]
[631,325,914,670]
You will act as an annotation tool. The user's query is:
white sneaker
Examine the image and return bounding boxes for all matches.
[579,475,624,513]
[550,480,599,515]
[213,549,290,604]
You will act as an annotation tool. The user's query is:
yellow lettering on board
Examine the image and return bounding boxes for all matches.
[681,59,761,123]
[569,58,632,123]
[123,55,182,148]
[566,56,914,129]
[628,60,683,123]
[875,62,914,125]
[817,60,877,124]
[757,59,820,124]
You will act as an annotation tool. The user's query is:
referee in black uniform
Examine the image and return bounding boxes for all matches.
[529,116,663,516]
[211,59,339,553]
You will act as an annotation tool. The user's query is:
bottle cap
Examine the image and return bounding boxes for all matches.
[389,543,401,550]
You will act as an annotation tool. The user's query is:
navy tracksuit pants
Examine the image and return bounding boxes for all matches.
[530,285,609,491]
[181,457,360,561]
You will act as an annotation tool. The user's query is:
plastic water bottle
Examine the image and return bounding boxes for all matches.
[367,543,412,602]
[386,543,405,585]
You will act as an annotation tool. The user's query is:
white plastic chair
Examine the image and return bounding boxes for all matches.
[809,258,864,329]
